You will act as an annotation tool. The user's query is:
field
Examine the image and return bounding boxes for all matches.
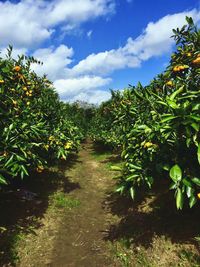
[0,17,200,266]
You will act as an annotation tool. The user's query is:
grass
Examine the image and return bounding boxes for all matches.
[178,249,200,267]
[109,231,200,267]
[50,192,80,210]
[0,222,38,266]
[109,239,132,267]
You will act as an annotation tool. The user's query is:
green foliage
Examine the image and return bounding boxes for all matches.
[90,17,200,209]
[89,91,123,148]
[0,47,85,184]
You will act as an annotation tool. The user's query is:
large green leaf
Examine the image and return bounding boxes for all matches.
[170,164,182,182]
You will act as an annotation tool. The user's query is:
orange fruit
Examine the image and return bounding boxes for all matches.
[13,66,21,72]
[192,57,200,65]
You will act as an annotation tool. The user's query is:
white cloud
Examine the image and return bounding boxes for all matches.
[0,1,52,48]
[69,9,200,77]
[123,9,200,60]
[71,48,140,76]
[54,75,112,98]
[0,0,115,48]
[30,46,112,104]
[30,9,200,103]
[70,90,111,104]
[1,5,199,104]
[46,0,115,27]
[31,45,74,81]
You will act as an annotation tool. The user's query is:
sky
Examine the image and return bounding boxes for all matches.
[0,0,200,104]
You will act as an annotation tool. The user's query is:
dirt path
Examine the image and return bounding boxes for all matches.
[50,141,117,267]
[11,140,200,267]
[18,141,119,267]
[2,141,200,267]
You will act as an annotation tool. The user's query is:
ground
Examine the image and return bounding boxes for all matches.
[0,141,200,267]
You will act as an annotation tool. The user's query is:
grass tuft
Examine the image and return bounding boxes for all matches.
[50,192,80,209]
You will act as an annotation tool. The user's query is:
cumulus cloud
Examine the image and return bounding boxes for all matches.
[0,0,115,48]
[1,3,199,104]
[71,48,140,76]
[54,75,111,97]
[0,1,52,48]
[70,9,200,77]
[29,9,200,103]
[31,45,74,81]
[123,9,200,60]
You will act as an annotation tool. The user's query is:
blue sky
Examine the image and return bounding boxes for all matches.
[0,0,199,103]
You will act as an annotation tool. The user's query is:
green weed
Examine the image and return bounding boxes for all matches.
[50,192,80,209]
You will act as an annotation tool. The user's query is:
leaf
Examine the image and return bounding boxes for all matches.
[2,67,10,73]
[191,123,199,132]
[128,163,142,170]
[161,115,178,123]
[0,174,7,185]
[145,176,154,188]
[186,16,194,26]
[121,150,126,158]
[162,164,170,171]
[182,178,192,187]
[110,166,122,171]
[189,115,200,121]
[191,177,200,187]
[4,155,14,168]
[170,164,182,182]
[156,100,168,107]
[198,144,200,165]
[186,186,194,198]
[115,185,125,194]
[21,165,29,176]
[166,99,179,109]
[126,174,139,181]
[169,85,185,100]
[189,196,197,208]
[169,182,177,190]
[129,187,135,199]
[176,188,183,210]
